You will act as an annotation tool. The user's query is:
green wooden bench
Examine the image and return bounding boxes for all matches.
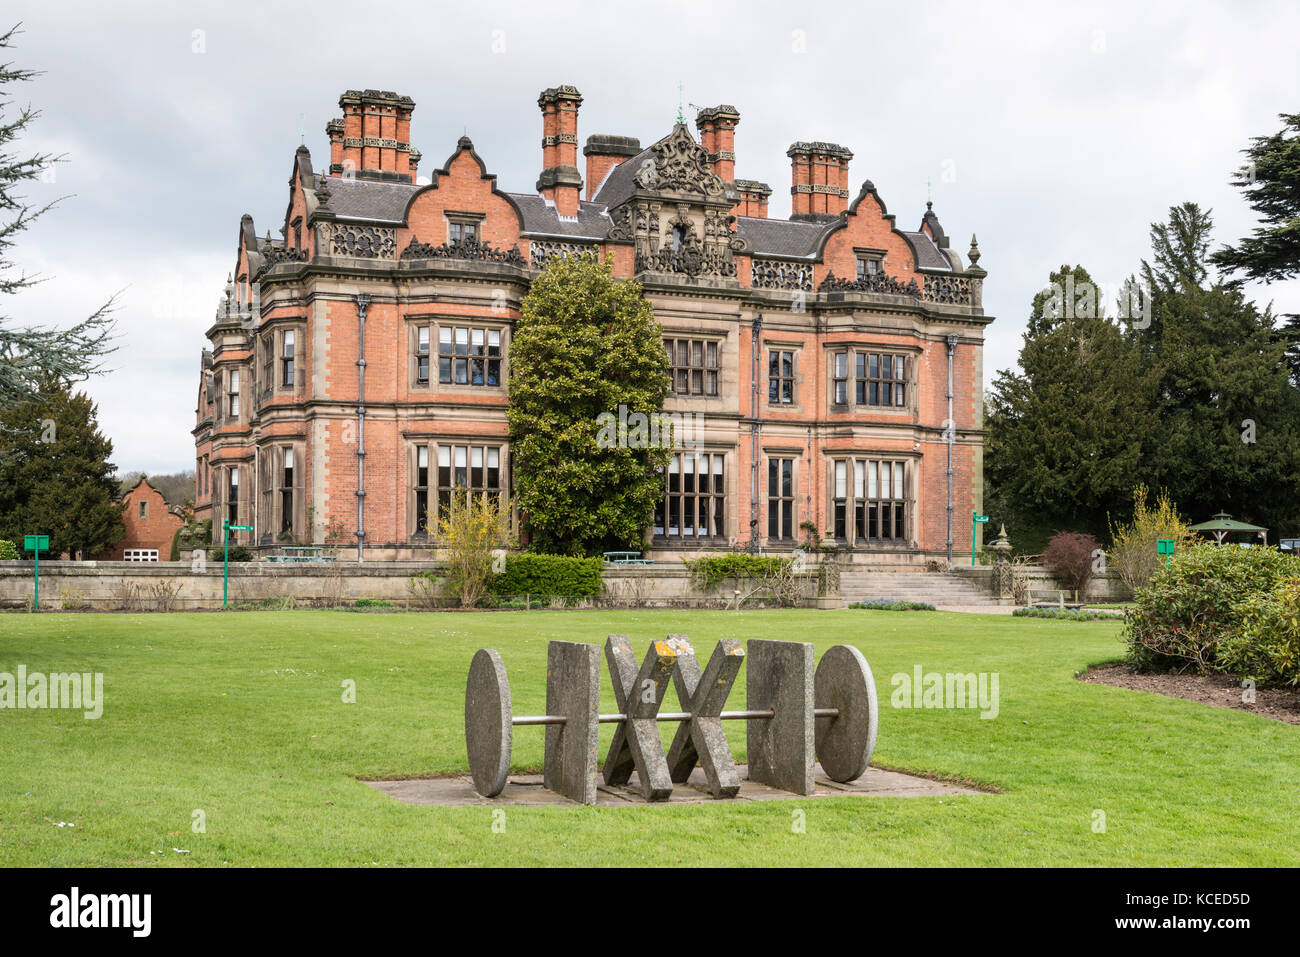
[602,551,653,565]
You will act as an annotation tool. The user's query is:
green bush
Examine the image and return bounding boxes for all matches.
[209,545,254,562]
[1217,577,1300,687]
[684,555,787,590]
[352,598,394,609]
[1124,542,1300,676]
[0,539,18,560]
[489,554,603,602]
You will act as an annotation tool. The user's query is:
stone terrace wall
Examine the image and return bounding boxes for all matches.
[953,565,1132,603]
[0,561,824,611]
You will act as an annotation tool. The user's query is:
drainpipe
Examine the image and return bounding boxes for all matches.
[945,333,957,566]
[355,293,371,564]
[750,313,763,550]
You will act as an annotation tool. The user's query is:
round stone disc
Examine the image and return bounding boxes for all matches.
[814,644,877,783]
[465,648,512,797]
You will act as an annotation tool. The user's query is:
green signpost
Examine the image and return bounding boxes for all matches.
[23,535,49,610]
[1156,538,1175,568]
[971,512,989,564]
[222,519,253,608]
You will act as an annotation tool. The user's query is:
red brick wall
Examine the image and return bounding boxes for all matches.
[111,480,183,560]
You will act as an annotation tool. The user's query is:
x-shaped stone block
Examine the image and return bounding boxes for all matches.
[665,635,744,798]
[602,634,682,800]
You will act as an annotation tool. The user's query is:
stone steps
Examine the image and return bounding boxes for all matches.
[839,570,1000,607]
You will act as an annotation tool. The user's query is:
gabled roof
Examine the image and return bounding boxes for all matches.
[507,193,611,239]
[593,144,655,207]
[736,216,833,259]
[323,176,422,224]
[902,229,954,271]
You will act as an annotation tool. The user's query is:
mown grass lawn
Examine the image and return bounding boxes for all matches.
[1,609,1296,867]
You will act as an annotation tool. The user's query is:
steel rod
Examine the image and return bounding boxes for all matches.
[512,708,839,727]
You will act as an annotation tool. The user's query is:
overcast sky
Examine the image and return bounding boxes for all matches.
[6,0,1298,474]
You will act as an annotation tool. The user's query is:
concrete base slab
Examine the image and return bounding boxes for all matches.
[366,763,985,807]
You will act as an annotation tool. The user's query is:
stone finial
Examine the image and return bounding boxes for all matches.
[968,234,981,267]
[315,170,332,207]
[990,522,1012,557]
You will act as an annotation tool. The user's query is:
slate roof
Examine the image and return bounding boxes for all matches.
[592,145,655,207]
[321,176,421,224]
[737,216,833,259]
[902,230,953,271]
[506,193,611,239]
[289,163,966,272]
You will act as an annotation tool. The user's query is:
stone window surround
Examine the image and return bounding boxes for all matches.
[444,210,486,245]
[763,338,804,412]
[826,342,920,414]
[764,453,799,542]
[256,320,305,397]
[405,315,509,393]
[824,453,919,548]
[405,438,510,539]
[652,448,730,543]
[853,246,887,280]
[257,443,305,543]
[664,335,722,398]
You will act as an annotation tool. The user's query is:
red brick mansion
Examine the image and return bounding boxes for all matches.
[192,86,992,563]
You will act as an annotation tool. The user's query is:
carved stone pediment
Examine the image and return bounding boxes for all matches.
[642,124,726,199]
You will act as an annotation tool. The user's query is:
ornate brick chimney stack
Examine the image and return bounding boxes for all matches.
[695,105,740,183]
[333,90,416,182]
[787,141,853,219]
[583,134,641,200]
[734,179,772,218]
[537,85,583,216]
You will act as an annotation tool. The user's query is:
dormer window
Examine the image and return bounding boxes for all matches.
[446,211,484,245]
[856,256,882,280]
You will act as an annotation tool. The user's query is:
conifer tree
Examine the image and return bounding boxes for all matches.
[0,23,116,415]
[0,379,123,557]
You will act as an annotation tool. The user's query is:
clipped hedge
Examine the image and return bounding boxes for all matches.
[488,554,603,601]
[848,599,936,611]
[1124,542,1300,682]
[1013,607,1118,621]
[683,554,787,590]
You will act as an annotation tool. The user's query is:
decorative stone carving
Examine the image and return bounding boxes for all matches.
[752,259,813,291]
[529,240,599,267]
[328,224,397,260]
[920,274,973,305]
[261,243,311,267]
[402,235,525,265]
[635,246,737,278]
[819,270,921,298]
[607,205,634,241]
[646,124,726,198]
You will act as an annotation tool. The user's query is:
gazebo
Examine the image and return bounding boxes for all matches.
[1188,512,1269,546]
